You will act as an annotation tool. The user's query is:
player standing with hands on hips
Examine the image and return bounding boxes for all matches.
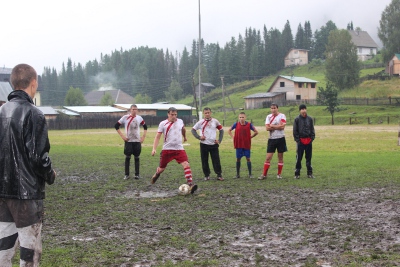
[259,103,287,180]
[293,104,315,179]
[115,104,147,180]
[151,107,198,194]
[0,64,56,266]
[191,107,224,181]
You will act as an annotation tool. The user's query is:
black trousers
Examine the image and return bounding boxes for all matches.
[295,142,313,175]
[200,143,222,177]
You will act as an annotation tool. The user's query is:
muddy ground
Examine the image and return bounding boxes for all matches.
[45,180,400,267]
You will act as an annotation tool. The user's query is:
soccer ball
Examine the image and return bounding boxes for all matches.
[178,184,190,195]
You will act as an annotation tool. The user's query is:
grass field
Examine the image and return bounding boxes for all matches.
[11,125,400,267]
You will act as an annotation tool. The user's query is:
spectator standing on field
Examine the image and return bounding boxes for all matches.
[293,104,315,179]
[115,104,147,180]
[228,112,258,178]
[151,107,198,194]
[0,64,56,266]
[191,107,224,181]
[259,103,287,180]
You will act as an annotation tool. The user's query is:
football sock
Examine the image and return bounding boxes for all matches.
[278,162,284,175]
[125,157,130,175]
[236,161,241,175]
[263,162,270,176]
[184,167,193,185]
[247,161,252,175]
[134,157,140,175]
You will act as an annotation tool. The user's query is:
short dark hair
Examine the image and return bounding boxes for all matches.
[11,64,37,90]
[131,104,138,109]
[239,112,246,115]
[168,107,177,113]
[203,107,211,112]
[271,103,279,108]
[299,104,307,110]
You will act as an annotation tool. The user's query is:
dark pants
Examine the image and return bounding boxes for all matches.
[295,142,313,175]
[200,143,222,177]
[124,142,141,176]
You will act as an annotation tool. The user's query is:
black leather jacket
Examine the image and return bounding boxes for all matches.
[293,114,315,143]
[0,90,55,200]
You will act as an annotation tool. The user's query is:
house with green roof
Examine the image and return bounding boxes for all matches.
[386,54,400,76]
[244,75,318,109]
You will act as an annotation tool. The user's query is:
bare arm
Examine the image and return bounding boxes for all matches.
[151,132,162,156]
[251,126,258,138]
[182,127,187,142]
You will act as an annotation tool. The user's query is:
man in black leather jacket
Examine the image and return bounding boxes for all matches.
[0,64,56,266]
[293,104,315,179]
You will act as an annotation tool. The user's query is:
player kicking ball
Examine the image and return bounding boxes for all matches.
[151,107,198,194]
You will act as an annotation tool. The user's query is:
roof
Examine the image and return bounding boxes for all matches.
[279,75,318,83]
[36,106,58,115]
[114,103,195,111]
[63,106,127,113]
[394,54,400,60]
[0,67,12,75]
[0,81,13,101]
[84,89,134,105]
[348,30,379,48]
[244,92,284,99]
[55,109,80,116]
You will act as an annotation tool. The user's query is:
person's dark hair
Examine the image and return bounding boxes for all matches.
[299,104,307,110]
[168,107,177,113]
[239,111,246,115]
[10,64,37,90]
[131,104,138,109]
[271,103,279,108]
[203,107,211,112]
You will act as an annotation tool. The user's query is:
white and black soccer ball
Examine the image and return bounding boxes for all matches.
[178,184,190,195]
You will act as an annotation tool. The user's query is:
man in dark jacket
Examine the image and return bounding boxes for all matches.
[293,104,315,179]
[0,64,56,266]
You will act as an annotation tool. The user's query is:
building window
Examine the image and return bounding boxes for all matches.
[280,82,285,87]
[311,83,316,88]
[298,83,303,88]
[296,95,301,100]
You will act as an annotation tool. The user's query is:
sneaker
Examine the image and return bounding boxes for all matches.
[134,175,141,179]
[233,175,240,179]
[217,176,224,181]
[294,175,300,179]
[124,175,130,180]
[277,174,282,179]
[307,174,315,179]
[204,176,210,181]
[151,173,160,184]
[190,184,198,194]
[258,175,266,180]
[249,175,254,179]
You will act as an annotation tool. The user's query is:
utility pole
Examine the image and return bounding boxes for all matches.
[221,76,226,120]
[198,0,202,120]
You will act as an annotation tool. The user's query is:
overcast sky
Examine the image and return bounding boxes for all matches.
[1,0,392,74]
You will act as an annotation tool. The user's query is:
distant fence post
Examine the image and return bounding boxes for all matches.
[398,126,400,146]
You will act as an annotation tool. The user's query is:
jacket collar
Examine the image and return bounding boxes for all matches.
[8,90,34,104]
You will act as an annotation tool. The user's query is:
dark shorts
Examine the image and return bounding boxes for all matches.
[267,137,288,153]
[236,148,251,159]
[0,198,43,228]
[159,150,188,168]
[124,142,142,157]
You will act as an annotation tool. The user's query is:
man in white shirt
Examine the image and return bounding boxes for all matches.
[115,104,147,180]
[259,103,287,180]
[151,107,198,194]
[191,107,224,181]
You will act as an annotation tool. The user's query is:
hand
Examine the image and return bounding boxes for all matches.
[183,137,187,142]
[151,149,156,156]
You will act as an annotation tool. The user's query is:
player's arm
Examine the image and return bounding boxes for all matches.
[251,124,258,138]
[141,123,148,143]
[115,122,128,141]
[182,127,187,142]
[151,132,162,156]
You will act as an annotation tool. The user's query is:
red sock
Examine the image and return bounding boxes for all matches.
[263,162,270,176]
[184,167,193,186]
[278,162,283,175]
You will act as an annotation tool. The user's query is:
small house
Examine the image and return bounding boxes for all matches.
[348,30,379,61]
[84,89,135,105]
[195,83,215,98]
[284,49,309,67]
[386,54,400,76]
